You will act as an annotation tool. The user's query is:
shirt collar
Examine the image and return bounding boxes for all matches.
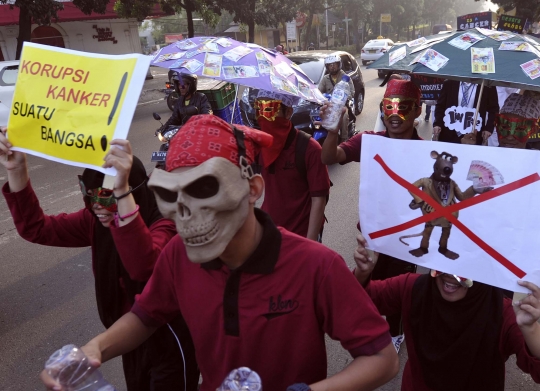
[383,128,421,140]
[200,209,281,274]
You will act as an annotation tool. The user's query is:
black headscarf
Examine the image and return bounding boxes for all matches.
[81,156,163,328]
[410,274,504,391]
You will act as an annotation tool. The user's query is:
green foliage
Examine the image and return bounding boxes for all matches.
[0,0,64,25]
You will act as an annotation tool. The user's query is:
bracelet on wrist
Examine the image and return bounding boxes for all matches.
[114,204,140,226]
[286,384,312,391]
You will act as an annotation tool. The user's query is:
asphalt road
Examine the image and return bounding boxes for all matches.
[0,65,536,390]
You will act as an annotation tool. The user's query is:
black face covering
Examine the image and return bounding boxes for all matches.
[410,274,504,391]
[82,157,163,328]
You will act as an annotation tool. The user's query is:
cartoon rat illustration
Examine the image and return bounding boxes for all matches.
[399,151,490,260]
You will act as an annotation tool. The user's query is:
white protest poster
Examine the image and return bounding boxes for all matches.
[359,135,540,293]
[443,106,482,135]
[7,42,151,175]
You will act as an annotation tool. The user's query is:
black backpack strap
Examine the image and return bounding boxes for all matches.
[295,130,311,180]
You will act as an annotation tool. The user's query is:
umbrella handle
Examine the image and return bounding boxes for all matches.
[472,79,485,138]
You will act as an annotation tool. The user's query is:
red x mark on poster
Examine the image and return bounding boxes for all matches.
[368,154,540,278]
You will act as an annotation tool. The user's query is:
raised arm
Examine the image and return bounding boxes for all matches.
[0,127,92,247]
[319,104,348,165]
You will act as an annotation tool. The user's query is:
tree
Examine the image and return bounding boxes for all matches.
[115,0,218,38]
[479,0,540,20]
[0,0,108,59]
[207,0,296,43]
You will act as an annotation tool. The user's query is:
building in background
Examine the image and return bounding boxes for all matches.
[0,0,166,60]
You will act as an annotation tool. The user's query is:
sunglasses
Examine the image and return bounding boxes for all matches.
[78,175,117,211]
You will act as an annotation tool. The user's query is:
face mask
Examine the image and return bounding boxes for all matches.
[382,98,418,121]
[78,175,117,212]
[148,157,251,263]
[495,114,536,143]
[255,99,282,122]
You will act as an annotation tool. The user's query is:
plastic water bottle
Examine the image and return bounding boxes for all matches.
[321,75,351,131]
[45,344,116,391]
[217,367,262,391]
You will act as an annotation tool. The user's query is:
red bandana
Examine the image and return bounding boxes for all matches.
[165,115,273,172]
[384,80,421,105]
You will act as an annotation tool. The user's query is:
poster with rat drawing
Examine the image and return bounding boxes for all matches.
[359,135,540,293]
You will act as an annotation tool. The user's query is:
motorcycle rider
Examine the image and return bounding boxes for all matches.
[318,54,356,142]
[275,44,288,55]
[163,73,212,128]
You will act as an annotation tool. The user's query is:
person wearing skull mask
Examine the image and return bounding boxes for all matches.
[352,232,540,391]
[42,115,399,391]
[254,90,330,240]
[163,73,212,129]
[0,130,199,391]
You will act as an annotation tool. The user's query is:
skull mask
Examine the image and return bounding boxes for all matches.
[148,157,251,263]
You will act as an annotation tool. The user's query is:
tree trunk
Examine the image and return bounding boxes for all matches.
[247,0,255,42]
[185,0,194,38]
[16,6,32,60]
[303,10,314,50]
[247,20,255,43]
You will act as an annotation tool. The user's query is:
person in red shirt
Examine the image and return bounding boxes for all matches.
[319,79,423,347]
[0,130,198,391]
[352,233,540,391]
[40,115,399,391]
[255,90,330,240]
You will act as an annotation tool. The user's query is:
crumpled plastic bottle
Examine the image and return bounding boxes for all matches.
[216,367,262,391]
[45,344,116,391]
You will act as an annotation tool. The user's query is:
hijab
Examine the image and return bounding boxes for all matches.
[81,156,163,328]
[410,274,504,391]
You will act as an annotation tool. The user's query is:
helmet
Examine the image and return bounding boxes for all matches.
[324,54,341,74]
[172,73,198,96]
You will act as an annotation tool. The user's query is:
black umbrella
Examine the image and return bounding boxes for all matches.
[368,29,540,142]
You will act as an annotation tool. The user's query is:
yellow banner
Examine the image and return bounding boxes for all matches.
[7,42,150,174]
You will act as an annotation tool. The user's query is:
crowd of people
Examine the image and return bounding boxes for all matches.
[0,56,540,391]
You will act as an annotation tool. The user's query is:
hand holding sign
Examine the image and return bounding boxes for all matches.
[7,43,150,175]
[0,126,29,193]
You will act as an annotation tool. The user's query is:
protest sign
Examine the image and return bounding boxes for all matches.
[411,74,444,102]
[457,12,493,31]
[443,106,482,135]
[7,42,150,175]
[497,14,525,34]
[359,136,540,293]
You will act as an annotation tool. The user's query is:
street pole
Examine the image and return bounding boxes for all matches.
[380,15,382,37]
[345,19,349,46]
[325,2,329,50]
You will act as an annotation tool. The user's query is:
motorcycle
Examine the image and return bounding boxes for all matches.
[151,112,181,169]
[164,81,178,111]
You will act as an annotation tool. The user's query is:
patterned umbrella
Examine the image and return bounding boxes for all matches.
[151,36,325,105]
[368,29,540,92]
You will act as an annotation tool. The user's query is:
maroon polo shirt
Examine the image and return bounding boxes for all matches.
[132,209,390,391]
[340,128,422,164]
[260,128,330,237]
